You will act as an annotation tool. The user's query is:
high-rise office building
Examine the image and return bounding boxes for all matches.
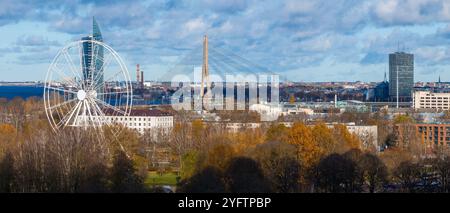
[389,52,414,102]
[82,17,104,88]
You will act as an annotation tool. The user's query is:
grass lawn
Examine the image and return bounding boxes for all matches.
[145,171,179,186]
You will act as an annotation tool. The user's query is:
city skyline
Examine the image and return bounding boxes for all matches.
[1,0,450,82]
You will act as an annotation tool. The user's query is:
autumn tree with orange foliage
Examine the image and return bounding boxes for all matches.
[311,123,338,156]
[286,123,323,169]
[332,124,361,152]
[266,123,289,143]
[228,128,265,154]
[0,124,16,156]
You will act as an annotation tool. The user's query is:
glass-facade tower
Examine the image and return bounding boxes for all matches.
[389,52,414,102]
[82,17,104,89]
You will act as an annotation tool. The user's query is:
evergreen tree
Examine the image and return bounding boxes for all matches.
[110,151,145,193]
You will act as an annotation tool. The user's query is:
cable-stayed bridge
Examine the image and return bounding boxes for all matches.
[159,35,280,112]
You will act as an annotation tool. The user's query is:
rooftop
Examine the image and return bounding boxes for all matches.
[103,108,173,117]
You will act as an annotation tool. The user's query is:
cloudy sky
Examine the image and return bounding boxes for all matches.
[1,0,450,82]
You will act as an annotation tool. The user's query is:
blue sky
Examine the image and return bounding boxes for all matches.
[1,0,450,82]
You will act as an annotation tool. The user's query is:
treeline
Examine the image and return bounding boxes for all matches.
[177,140,450,193]
[174,120,450,193]
[1,97,450,193]
[0,124,150,193]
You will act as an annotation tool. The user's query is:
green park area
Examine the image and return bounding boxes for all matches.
[145,171,179,186]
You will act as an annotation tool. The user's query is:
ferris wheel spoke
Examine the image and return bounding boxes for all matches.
[88,98,112,126]
[88,98,106,127]
[91,45,110,66]
[79,100,88,128]
[97,91,128,96]
[51,64,81,87]
[77,42,85,81]
[90,44,101,85]
[84,100,97,128]
[86,98,102,126]
[90,43,109,91]
[71,99,84,127]
[63,49,83,78]
[92,75,123,92]
[48,98,78,110]
[56,101,81,129]
[45,86,78,95]
[94,98,127,115]
[62,49,84,89]
[90,56,112,91]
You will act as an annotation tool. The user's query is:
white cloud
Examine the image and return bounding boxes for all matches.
[179,18,208,38]
[3,0,450,81]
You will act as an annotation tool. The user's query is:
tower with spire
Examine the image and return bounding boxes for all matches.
[81,17,104,88]
[93,17,102,42]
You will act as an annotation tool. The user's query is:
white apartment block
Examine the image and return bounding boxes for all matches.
[77,109,173,134]
[107,109,173,134]
[212,121,378,150]
[413,91,450,110]
[225,122,261,133]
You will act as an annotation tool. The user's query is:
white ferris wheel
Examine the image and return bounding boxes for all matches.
[44,40,132,132]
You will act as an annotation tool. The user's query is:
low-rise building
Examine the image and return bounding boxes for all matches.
[282,103,315,115]
[213,121,378,150]
[345,124,378,150]
[416,123,450,146]
[413,91,450,110]
[225,122,261,133]
[78,109,174,135]
[249,103,282,121]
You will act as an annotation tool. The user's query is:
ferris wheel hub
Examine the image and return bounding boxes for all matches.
[77,90,86,101]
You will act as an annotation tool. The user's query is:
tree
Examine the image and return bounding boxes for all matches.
[394,115,414,124]
[225,157,272,193]
[0,124,16,155]
[7,97,25,131]
[271,157,300,193]
[0,151,15,192]
[204,142,236,171]
[180,151,200,180]
[393,115,421,153]
[383,133,397,148]
[78,163,109,193]
[287,123,322,169]
[110,151,145,193]
[315,154,360,193]
[231,128,265,153]
[434,157,450,192]
[289,94,295,103]
[251,141,300,192]
[177,166,226,193]
[380,147,413,174]
[265,124,289,143]
[311,123,337,156]
[394,161,420,193]
[169,122,191,174]
[332,124,361,152]
[191,119,205,143]
[359,153,388,193]
[342,149,365,191]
